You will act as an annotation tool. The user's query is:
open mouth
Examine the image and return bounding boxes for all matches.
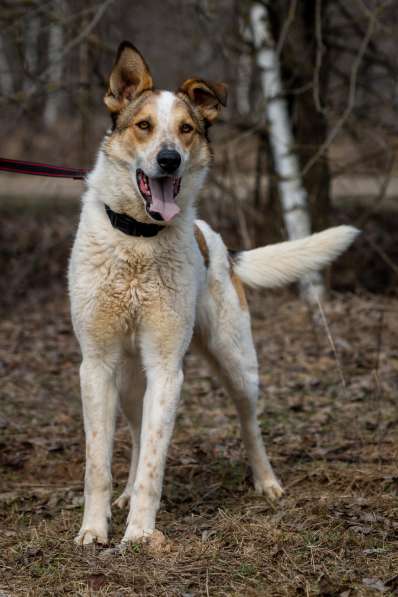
[136,169,181,222]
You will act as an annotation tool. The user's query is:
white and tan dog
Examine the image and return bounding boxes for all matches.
[69,42,358,545]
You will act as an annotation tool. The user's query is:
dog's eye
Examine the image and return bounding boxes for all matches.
[136,120,150,130]
[180,123,193,134]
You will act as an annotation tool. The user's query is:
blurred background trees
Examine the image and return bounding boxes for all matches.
[0,0,397,294]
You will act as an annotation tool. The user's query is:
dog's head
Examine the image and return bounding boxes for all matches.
[101,41,227,224]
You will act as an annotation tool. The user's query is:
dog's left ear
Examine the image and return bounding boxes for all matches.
[104,41,153,113]
[179,79,227,124]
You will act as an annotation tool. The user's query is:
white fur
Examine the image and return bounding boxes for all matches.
[136,92,182,178]
[233,226,360,289]
[156,91,176,129]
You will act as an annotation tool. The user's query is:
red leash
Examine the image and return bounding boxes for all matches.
[0,157,87,180]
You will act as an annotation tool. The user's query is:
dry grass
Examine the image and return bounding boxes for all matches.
[0,202,397,596]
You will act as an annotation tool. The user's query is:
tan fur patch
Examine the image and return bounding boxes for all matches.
[194,225,209,268]
[229,264,248,311]
[179,78,227,123]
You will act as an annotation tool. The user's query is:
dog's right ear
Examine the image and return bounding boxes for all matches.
[104,41,153,114]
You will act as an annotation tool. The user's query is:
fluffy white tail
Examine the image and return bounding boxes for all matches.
[232,226,359,289]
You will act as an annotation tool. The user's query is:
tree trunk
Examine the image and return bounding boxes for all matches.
[23,15,40,94]
[0,34,13,97]
[250,2,325,303]
[78,33,90,164]
[272,0,331,234]
[44,0,65,128]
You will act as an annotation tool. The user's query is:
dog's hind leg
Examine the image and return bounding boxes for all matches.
[195,271,283,500]
[114,357,145,509]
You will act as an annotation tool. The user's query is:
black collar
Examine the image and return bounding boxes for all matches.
[105,205,164,237]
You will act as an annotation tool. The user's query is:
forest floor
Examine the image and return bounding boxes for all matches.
[0,199,397,596]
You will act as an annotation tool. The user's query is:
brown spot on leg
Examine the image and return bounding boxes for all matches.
[194,225,209,268]
[229,265,248,311]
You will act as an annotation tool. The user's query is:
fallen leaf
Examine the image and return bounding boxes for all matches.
[87,573,107,591]
[363,548,386,555]
[362,578,386,593]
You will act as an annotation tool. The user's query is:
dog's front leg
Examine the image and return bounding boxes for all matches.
[75,355,119,545]
[122,320,190,543]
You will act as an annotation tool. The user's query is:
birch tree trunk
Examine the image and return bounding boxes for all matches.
[250,2,325,303]
[44,0,65,128]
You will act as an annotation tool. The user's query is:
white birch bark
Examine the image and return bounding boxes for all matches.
[44,0,65,127]
[250,2,325,302]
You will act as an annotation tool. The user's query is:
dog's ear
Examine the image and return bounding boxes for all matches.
[104,41,153,113]
[179,79,227,124]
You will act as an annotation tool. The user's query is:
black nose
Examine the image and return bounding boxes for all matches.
[157,149,181,174]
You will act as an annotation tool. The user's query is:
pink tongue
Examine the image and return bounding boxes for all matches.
[148,177,180,222]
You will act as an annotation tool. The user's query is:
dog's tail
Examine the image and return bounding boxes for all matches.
[231,226,359,289]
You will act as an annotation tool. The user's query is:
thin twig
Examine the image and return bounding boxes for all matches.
[205,568,210,597]
[276,0,297,57]
[364,235,398,278]
[313,0,325,113]
[372,308,384,467]
[312,291,347,392]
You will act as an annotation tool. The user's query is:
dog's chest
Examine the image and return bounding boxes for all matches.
[93,258,159,327]
[75,248,190,340]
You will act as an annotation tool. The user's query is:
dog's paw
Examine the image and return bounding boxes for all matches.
[74,527,108,546]
[254,477,284,500]
[121,528,169,553]
[113,492,131,509]
[122,526,163,545]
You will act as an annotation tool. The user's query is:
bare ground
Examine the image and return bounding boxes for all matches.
[0,202,397,596]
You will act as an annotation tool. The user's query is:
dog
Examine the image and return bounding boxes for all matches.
[68,41,358,545]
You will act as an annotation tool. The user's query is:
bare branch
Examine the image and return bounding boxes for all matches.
[301,5,378,177]
[275,0,297,57]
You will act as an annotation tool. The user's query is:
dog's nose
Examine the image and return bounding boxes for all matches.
[157,149,181,174]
